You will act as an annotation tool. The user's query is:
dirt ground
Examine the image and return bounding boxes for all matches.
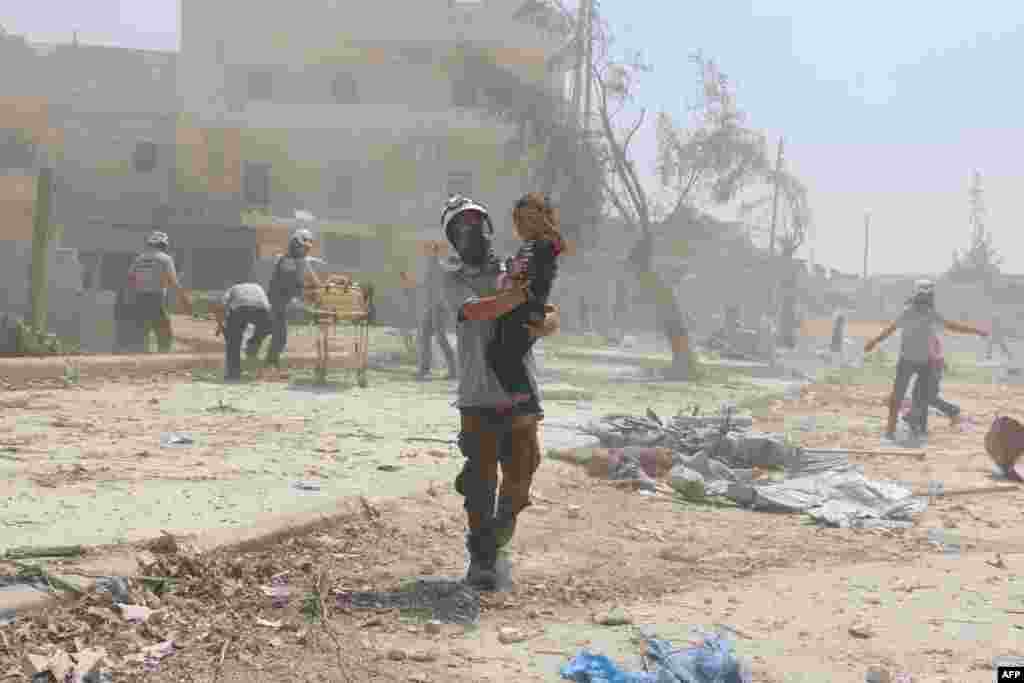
[4,363,1023,682]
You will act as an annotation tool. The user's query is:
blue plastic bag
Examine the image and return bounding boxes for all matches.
[561,630,751,683]
[560,651,658,683]
[645,632,752,683]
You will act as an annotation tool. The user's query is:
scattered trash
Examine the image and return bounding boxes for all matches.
[256,617,283,629]
[669,465,706,502]
[926,529,962,556]
[567,505,582,519]
[727,469,928,528]
[336,577,480,625]
[498,626,529,644]
[865,666,893,682]
[848,621,875,639]
[595,607,632,626]
[115,603,154,623]
[139,640,176,672]
[2,544,84,560]
[986,554,1007,570]
[292,480,321,493]
[159,433,194,448]
[23,647,108,682]
[0,608,14,626]
[561,628,752,683]
[148,531,180,554]
[561,651,655,682]
[259,572,292,607]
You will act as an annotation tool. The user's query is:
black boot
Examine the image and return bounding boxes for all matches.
[493,497,519,550]
[454,462,468,496]
[465,528,498,591]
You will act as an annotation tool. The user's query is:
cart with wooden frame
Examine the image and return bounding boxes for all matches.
[307,275,371,387]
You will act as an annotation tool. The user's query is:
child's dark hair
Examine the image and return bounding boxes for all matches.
[512,193,565,255]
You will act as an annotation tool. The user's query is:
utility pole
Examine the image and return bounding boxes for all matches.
[30,167,55,335]
[862,211,870,281]
[582,0,594,134]
[571,0,587,127]
[767,137,784,258]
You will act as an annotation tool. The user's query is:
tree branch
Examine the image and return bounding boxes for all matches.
[595,73,648,231]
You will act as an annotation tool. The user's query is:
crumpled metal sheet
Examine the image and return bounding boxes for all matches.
[741,469,928,526]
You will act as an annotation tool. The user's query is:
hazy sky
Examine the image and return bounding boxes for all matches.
[4,1,1022,275]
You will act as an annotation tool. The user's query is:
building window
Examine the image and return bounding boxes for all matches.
[446,171,473,197]
[243,162,271,207]
[133,140,158,173]
[330,73,359,103]
[247,70,273,101]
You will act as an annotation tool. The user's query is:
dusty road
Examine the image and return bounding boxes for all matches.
[4,328,1023,682]
[4,373,1023,682]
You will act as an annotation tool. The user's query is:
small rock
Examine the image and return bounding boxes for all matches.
[596,607,632,626]
[849,622,875,639]
[424,620,443,635]
[386,648,408,661]
[567,505,581,519]
[498,627,528,644]
[410,649,439,663]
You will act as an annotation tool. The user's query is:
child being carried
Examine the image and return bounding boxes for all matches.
[486,193,564,409]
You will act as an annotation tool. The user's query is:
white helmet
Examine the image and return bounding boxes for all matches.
[290,228,314,248]
[913,279,935,295]
[440,195,493,236]
[146,231,169,249]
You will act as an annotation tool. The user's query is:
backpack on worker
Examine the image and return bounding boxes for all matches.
[984,415,1024,478]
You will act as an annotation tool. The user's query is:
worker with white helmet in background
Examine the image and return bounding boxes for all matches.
[118,231,191,353]
[865,279,988,441]
[264,228,321,369]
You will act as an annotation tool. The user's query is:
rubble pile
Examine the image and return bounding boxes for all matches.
[572,406,929,529]
[0,524,385,681]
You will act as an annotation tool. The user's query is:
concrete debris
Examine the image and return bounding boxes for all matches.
[669,465,706,501]
[571,408,929,528]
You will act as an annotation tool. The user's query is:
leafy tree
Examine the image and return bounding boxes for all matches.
[948,169,1000,285]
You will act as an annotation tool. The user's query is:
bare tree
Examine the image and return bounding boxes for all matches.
[949,169,1000,286]
[592,45,775,377]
